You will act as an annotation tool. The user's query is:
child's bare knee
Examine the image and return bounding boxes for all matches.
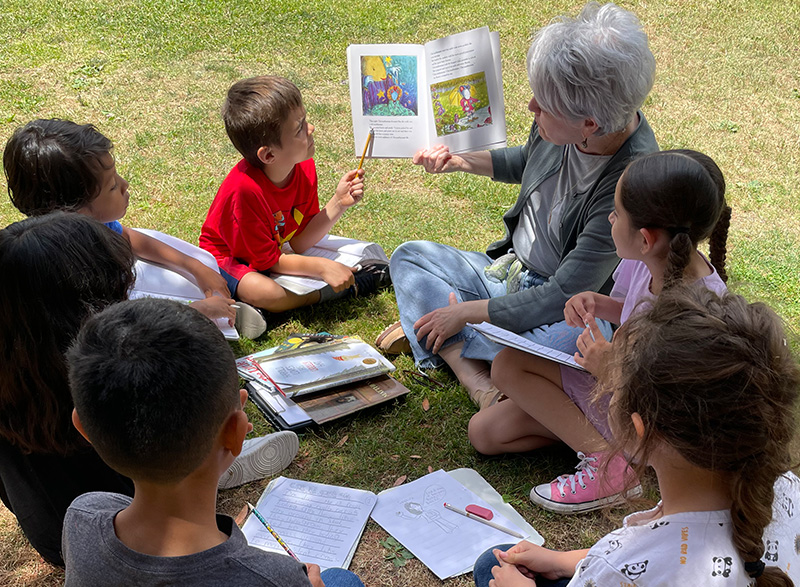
[468,413,499,455]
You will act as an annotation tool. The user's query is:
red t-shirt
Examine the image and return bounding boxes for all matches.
[200,158,320,280]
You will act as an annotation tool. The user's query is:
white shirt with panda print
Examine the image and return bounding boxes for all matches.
[566,472,800,587]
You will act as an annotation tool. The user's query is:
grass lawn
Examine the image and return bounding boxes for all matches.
[1,0,799,585]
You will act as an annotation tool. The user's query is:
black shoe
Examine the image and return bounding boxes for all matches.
[350,261,391,297]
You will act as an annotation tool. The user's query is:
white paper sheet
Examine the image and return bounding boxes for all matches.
[370,469,528,580]
[468,322,586,371]
[242,477,377,570]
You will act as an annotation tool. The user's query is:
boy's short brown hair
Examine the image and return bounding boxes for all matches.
[222,76,303,168]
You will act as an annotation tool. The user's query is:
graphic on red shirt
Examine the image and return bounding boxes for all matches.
[199,158,320,280]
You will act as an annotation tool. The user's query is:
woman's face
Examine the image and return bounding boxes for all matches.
[528,96,585,146]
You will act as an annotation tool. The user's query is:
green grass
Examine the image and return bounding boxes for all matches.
[1,0,799,585]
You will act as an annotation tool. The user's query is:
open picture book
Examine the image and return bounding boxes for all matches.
[347,26,506,158]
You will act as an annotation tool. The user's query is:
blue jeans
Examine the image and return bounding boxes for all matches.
[473,545,572,587]
[390,241,612,369]
[320,568,364,587]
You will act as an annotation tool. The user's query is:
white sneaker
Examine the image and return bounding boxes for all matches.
[218,431,299,490]
[234,302,267,339]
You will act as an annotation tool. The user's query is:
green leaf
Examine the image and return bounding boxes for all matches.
[393,557,406,567]
[400,549,415,559]
[386,536,400,547]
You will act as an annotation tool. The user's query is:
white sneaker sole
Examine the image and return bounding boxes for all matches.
[530,484,643,514]
[218,431,299,490]
[234,302,267,339]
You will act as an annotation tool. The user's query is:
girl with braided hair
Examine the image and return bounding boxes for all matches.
[474,286,799,586]
[469,149,731,513]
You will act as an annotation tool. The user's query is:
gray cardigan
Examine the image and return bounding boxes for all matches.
[487,113,658,331]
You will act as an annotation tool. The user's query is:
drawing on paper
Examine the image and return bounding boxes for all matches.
[430,72,492,137]
[360,55,418,116]
[395,484,458,533]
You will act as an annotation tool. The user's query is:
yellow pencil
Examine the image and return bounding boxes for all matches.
[357,128,374,172]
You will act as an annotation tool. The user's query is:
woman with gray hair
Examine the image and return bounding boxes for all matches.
[382,2,659,407]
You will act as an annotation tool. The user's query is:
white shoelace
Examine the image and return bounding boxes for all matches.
[555,451,598,496]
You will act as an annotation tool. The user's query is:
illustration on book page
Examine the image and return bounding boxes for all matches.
[430,72,493,137]
[360,55,419,116]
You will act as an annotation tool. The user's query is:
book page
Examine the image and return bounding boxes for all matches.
[272,235,389,295]
[242,477,377,570]
[347,43,430,158]
[468,322,586,371]
[371,470,528,580]
[424,27,506,154]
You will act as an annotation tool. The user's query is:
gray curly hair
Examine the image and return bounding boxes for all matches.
[527,2,656,134]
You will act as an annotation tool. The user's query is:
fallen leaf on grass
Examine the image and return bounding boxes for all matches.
[422,398,430,411]
[410,455,421,459]
[390,454,400,460]
[428,466,434,473]
[393,475,407,486]
[336,435,349,447]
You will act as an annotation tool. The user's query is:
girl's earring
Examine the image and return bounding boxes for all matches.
[580,136,588,149]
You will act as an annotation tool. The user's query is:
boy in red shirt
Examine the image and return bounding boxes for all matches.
[201,76,388,313]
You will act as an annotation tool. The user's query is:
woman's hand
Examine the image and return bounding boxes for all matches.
[413,294,488,354]
[412,145,464,174]
[574,314,612,375]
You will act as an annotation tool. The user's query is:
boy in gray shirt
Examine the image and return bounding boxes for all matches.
[63,298,363,587]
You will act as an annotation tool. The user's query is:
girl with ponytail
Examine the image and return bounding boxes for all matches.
[469,149,731,514]
[473,286,799,586]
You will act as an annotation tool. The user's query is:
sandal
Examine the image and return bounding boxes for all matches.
[376,321,412,354]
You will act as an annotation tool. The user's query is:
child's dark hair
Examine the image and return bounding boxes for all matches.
[67,298,240,484]
[3,119,114,216]
[222,75,303,168]
[603,286,799,586]
[0,212,134,454]
[619,149,731,287]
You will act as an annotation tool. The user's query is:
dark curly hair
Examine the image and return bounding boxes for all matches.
[601,286,798,586]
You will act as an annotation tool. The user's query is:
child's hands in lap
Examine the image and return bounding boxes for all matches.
[574,314,611,375]
[319,259,356,292]
[497,542,568,581]
[194,264,231,298]
[334,169,365,209]
[489,552,537,587]
[190,296,236,325]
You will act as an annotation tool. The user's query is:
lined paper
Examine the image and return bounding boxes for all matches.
[242,477,377,570]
